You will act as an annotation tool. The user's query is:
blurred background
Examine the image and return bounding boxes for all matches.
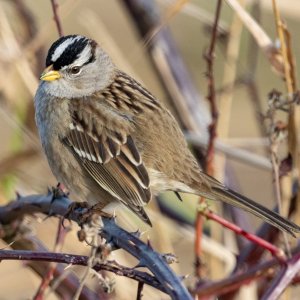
[0,0,299,299]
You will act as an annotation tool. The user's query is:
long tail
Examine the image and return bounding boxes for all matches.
[209,186,300,237]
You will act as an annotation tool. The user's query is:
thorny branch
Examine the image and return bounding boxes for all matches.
[0,193,192,300]
[194,0,222,279]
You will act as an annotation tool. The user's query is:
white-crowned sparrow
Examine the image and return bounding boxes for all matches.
[34,35,300,235]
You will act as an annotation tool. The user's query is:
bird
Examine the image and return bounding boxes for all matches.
[34,34,300,236]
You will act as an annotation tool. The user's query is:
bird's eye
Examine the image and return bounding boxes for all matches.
[70,66,81,75]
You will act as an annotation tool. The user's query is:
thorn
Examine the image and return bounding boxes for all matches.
[47,187,52,195]
[0,241,15,250]
[164,281,174,291]
[139,230,148,237]
[128,240,136,247]
[107,242,119,251]
[64,263,73,270]
[134,260,146,268]
[15,191,22,200]
[131,229,141,238]
[179,274,189,281]
[174,191,183,201]
[147,236,152,249]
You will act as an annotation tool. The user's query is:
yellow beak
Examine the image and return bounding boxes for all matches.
[40,65,61,81]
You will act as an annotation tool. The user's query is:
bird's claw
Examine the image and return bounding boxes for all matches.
[62,201,89,227]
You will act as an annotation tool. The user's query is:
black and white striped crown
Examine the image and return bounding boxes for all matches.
[46,35,97,70]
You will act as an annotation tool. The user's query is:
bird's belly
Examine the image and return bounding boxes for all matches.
[44,139,84,194]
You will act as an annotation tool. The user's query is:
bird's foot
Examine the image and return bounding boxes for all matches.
[62,201,89,227]
[88,204,113,219]
[77,205,113,245]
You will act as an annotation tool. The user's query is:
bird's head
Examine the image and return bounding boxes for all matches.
[40,35,115,98]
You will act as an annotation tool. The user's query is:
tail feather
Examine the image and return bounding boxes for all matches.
[211,186,300,236]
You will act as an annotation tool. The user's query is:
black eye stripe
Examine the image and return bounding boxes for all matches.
[45,35,96,70]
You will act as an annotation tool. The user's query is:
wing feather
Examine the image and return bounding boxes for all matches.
[63,109,151,214]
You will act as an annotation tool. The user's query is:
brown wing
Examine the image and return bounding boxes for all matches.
[62,106,152,225]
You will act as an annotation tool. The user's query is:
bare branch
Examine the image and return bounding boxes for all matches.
[50,0,64,37]
[0,249,165,293]
[204,0,222,175]
[194,0,222,279]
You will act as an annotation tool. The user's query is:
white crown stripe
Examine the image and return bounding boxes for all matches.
[72,44,92,66]
[51,36,83,62]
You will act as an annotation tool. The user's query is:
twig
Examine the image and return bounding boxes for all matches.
[136,282,144,300]
[50,0,64,37]
[33,220,68,300]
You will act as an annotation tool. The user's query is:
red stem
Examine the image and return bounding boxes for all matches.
[50,0,64,37]
[201,209,286,260]
[195,207,204,277]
